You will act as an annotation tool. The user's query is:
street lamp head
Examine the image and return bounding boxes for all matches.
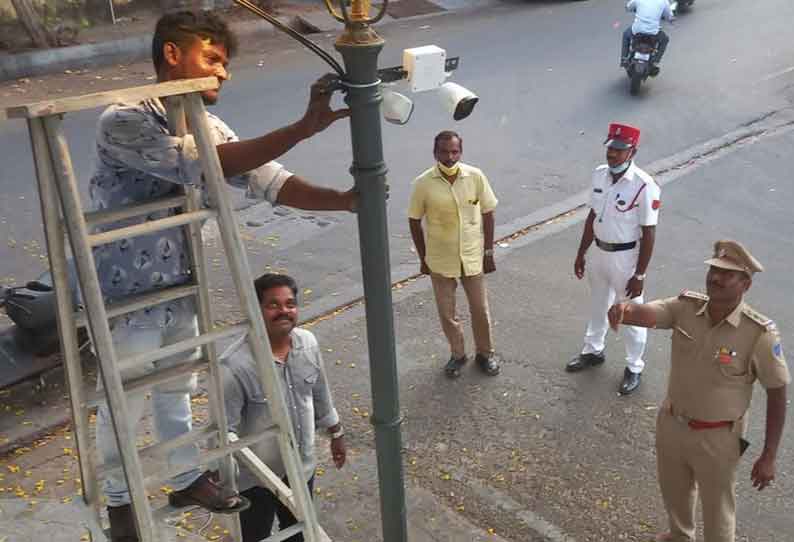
[439,82,479,121]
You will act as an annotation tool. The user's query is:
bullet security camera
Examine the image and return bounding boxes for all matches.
[438,82,479,121]
[378,46,478,124]
[381,89,414,125]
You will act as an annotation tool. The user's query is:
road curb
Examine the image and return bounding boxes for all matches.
[0,16,290,82]
[0,0,479,82]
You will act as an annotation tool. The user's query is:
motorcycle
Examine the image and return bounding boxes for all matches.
[0,264,85,357]
[626,33,660,95]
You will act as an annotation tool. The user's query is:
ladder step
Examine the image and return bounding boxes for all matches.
[98,423,220,479]
[117,323,248,374]
[83,195,188,230]
[85,356,209,409]
[88,209,216,247]
[264,523,305,542]
[141,428,280,488]
[75,284,199,327]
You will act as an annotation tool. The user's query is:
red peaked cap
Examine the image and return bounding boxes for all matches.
[604,123,640,149]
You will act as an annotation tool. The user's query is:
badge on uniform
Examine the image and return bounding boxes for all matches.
[773,342,784,362]
[717,346,735,364]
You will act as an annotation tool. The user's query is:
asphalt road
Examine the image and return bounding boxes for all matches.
[2,0,794,311]
[1,2,794,539]
[310,117,794,541]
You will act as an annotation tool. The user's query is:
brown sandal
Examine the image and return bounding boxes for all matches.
[168,471,250,514]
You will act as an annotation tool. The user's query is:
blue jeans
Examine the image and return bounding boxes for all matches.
[622,27,669,64]
[95,301,201,507]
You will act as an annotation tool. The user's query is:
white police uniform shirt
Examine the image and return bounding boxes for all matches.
[590,162,661,244]
[627,0,674,36]
[581,162,661,372]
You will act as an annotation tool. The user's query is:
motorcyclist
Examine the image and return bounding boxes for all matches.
[621,0,674,73]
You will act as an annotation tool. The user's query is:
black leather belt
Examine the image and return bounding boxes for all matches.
[595,238,637,252]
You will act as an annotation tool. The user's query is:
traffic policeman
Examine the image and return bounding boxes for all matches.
[568,123,662,395]
[608,240,790,542]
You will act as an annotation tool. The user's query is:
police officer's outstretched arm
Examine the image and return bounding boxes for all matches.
[574,210,597,279]
[608,301,657,331]
[751,384,787,490]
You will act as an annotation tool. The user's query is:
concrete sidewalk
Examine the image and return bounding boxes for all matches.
[3,109,794,540]
[0,0,498,82]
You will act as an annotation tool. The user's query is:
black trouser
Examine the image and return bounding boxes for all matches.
[240,475,315,542]
[621,28,669,64]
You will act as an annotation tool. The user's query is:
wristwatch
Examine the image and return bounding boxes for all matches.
[329,426,345,440]
[633,273,646,281]
[484,248,494,257]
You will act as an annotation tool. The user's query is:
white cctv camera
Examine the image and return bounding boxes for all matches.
[381,89,414,125]
[379,45,478,124]
[438,82,479,121]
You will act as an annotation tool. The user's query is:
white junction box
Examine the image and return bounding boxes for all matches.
[402,45,447,93]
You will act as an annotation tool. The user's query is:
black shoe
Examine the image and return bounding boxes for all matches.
[620,57,629,68]
[618,368,642,395]
[565,352,605,372]
[168,470,250,514]
[649,64,661,77]
[475,353,501,376]
[108,504,139,542]
[444,355,467,378]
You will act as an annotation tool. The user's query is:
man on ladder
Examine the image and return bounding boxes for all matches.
[91,11,355,541]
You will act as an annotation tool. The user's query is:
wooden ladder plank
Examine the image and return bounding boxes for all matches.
[5,77,219,119]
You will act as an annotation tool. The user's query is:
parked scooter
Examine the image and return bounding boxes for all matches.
[0,264,84,357]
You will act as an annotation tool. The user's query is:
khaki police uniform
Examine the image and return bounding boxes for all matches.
[644,241,790,542]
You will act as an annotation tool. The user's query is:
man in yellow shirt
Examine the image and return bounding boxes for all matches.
[408,131,500,378]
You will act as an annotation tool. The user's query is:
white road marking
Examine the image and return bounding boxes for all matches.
[761,65,794,82]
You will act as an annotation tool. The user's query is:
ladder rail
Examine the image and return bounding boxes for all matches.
[14,78,333,542]
[164,94,244,542]
[41,114,157,542]
[183,92,323,542]
[28,117,101,525]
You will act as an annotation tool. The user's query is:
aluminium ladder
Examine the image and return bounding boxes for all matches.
[5,77,329,542]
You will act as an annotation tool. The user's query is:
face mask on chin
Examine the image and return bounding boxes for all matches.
[609,159,631,175]
[437,162,460,177]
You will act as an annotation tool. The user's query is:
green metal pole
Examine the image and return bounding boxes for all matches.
[335,27,408,542]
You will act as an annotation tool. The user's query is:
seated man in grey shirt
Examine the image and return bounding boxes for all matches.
[221,273,346,542]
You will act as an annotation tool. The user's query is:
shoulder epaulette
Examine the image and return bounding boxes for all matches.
[678,290,709,302]
[742,305,775,331]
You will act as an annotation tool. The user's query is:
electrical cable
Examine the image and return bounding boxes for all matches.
[233,0,346,76]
